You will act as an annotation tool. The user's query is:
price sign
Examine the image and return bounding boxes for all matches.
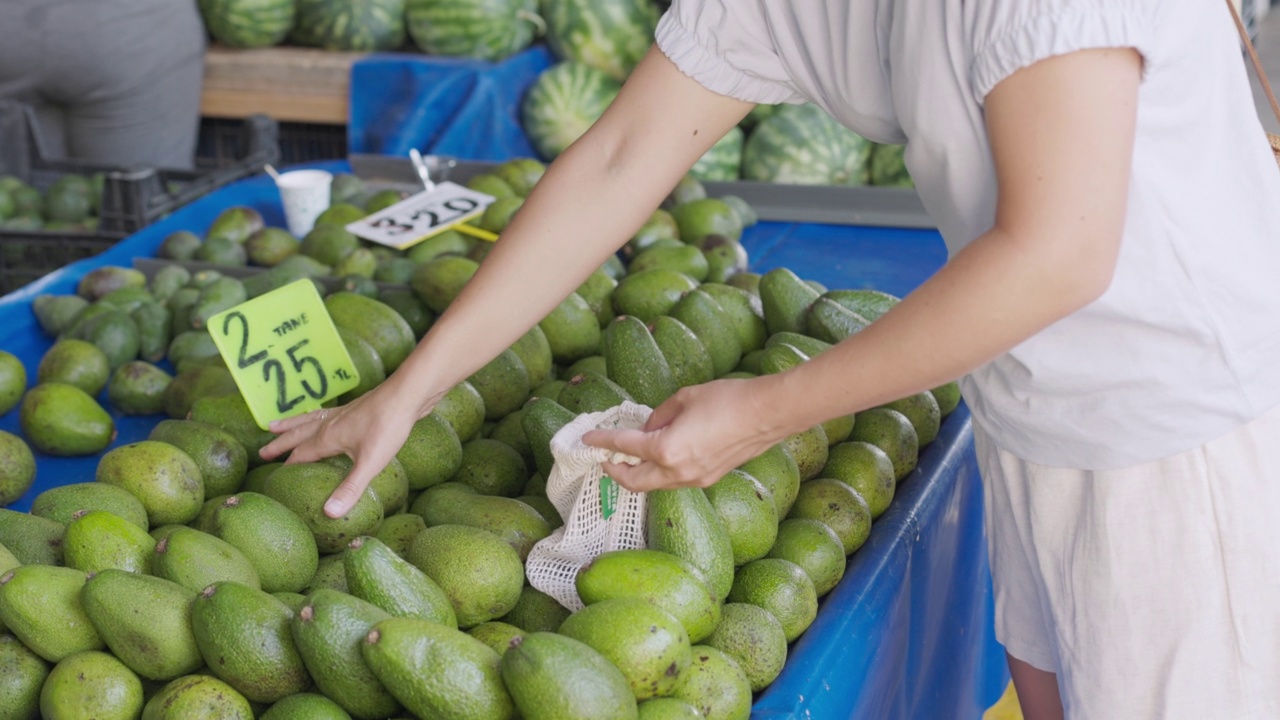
[208,279,361,430]
[346,182,495,250]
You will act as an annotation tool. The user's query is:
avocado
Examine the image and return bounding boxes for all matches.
[37,339,110,395]
[191,581,310,703]
[149,419,248,497]
[611,270,699,324]
[454,438,530,498]
[97,286,155,314]
[508,325,554,388]
[161,365,237,419]
[0,634,48,720]
[669,290,742,378]
[376,289,434,339]
[76,266,146,302]
[189,393,276,467]
[96,441,204,527]
[20,382,115,456]
[670,645,752,720]
[405,524,524,629]
[240,462,281,494]
[820,441,896,519]
[498,585,570,634]
[314,202,366,228]
[649,316,713,388]
[324,292,417,372]
[467,621,526,657]
[488,409,534,469]
[788,478,873,555]
[153,525,260,591]
[109,360,172,416]
[703,603,787,691]
[501,632,638,720]
[336,327,386,403]
[362,616,515,720]
[627,209,681,256]
[0,432,35,507]
[783,424,829,482]
[372,513,427,557]
[0,509,65,565]
[562,354,607,380]
[194,235,249,266]
[404,229,472,264]
[190,276,247,329]
[396,413,463,491]
[0,566,102,662]
[477,196,524,232]
[637,697,704,720]
[700,235,749,284]
[262,462,383,554]
[576,549,721,644]
[767,518,847,597]
[411,255,479,313]
[321,454,410,517]
[602,316,677,408]
[557,598,692,701]
[206,206,265,244]
[147,265,191,305]
[520,397,576,478]
[557,370,633,415]
[470,349,531,421]
[700,284,768,353]
[669,198,742,246]
[291,589,401,719]
[62,510,155,575]
[429,380,487,443]
[140,674,253,719]
[805,298,871,344]
[930,381,962,417]
[575,269,619,328]
[539,293,604,364]
[345,536,456,627]
[758,267,821,336]
[32,296,90,337]
[259,692,352,720]
[646,488,735,601]
[40,650,144,720]
[879,391,943,447]
[156,231,201,261]
[726,558,818,643]
[212,492,319,594]
[703,469,777,566]
[245,227,301,267]
[849,407,919,482]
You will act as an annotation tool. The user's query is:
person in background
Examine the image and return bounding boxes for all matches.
[264,1,1280,717]
[0,0,205,169]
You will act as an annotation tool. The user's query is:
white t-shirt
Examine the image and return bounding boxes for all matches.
[656,0,1280,469]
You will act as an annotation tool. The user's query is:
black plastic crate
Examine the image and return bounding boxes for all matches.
[202,117,346,166]
[0,102,280,294]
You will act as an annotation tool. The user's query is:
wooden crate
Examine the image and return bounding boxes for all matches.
[200,45,368,124]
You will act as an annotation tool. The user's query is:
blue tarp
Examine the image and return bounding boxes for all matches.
[0,162,1009,717]
[349,47,553,160]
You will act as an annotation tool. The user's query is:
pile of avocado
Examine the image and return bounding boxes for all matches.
[0,174,104,233]
[0,160,962,719]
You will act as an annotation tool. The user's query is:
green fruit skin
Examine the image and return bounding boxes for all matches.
[557,370,633,415]
[806,298,871,344]
[703,469,778,566]
[758,267,821,336]
[19,383,115,457]
[325,292,416,372]
[192,581,310,703]
[0,509,65,565]
[291,589,401,719]
[646,488,736,601]
[500,632,638,720]
[879,391,943,447]
[0,633,48,720]
[372,513,427,557]
[212,492,319,594]
[140,674,253,720]
[430,381,487,443]
[260,692,353,720]
[405,525,524,629]
[307,552,348,594]
[454,437,529,497]
[521,397,576,478]
[63,510,156,575]
[95,441,204,527]
[738,444,801,519]
[670,645,753,720]
[539,293,602,365]
[153,526,260,592]
[557,598,692,701]
[411,255,479,313]
[637,697,704,720]
[767,518,847,597]
[611,269,699,324]
[80,570,202,681]
[470,350,531,421]
[345,536,457,628]
[788,478,873,556]
[499,586,570,635]
[37,339,110,396]
[0,431,36,506]
[576,550,721,644]
[40,650,144,720]
[727,559,818,644]
[850,408,920,482]
[30,483,148,530]
[262,462,384,554]
[784,424,830,482]
[0,566,103,662]
[149,419,248,498]
[669,290,742,378]
[108,361,173,416]
[468,622,526,657]
[416,484,550,561]
[361,616,516,720]
[702,603,788,692]
[649,316,714,389]
[602,316,677,409]
[821,440,896,519]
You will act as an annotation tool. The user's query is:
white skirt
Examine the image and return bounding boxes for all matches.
[976,402,1280,720]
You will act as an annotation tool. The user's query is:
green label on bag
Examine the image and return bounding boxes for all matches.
[600,475,619,520]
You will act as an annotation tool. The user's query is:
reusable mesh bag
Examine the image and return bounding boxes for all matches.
[526,402,651,611]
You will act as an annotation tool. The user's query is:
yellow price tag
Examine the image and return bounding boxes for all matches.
[207,279,361,430]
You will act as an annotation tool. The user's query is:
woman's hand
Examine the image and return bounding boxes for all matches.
[582,376,789,492]
[259,382,424,518]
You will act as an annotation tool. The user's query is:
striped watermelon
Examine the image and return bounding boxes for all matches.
[690,126,744,182]
[406,0,544,61]
[199,0,295,48]
[522,62,621,160]
[292,0,405,51]
[541,0,658,81]
[869,144,914,187]
[741,104,873,186]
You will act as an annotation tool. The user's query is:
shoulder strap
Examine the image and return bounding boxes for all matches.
[1227,0,1280,129]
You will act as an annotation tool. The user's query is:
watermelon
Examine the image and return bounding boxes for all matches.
[292,0,405,51]
[739,103,780,132]
[869,143,914,187]
[690,126,744,182]
[406,0,544,61]
[741,104,873,186]
[542,0,659,81]
[521,62,621,160]
[198,0,295,48]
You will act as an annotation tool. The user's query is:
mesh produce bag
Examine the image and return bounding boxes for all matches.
[526,402,651,611]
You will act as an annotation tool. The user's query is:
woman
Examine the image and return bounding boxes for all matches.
[264,1,1280,717]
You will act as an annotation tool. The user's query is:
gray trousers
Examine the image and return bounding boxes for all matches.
[0,0,206,169]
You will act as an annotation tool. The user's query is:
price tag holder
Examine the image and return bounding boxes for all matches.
[346,181,495,250]
[208,279,361,430]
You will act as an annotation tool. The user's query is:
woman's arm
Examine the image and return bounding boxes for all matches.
[260,48,753,517]
[588,47,1143,490]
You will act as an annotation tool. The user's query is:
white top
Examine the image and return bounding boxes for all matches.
[656,0,1280,469]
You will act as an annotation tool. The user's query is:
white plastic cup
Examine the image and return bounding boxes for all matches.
[275,169,332,237]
